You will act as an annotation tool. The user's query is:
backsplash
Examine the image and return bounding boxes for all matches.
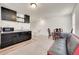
[0,20,30,31]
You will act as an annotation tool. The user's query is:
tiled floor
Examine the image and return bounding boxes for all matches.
[0,36,54,55]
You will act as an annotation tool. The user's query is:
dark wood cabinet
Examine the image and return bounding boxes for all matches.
[1,7,16,21]
[0,31,31,48]
[1,7,30,23]
[24,15,30,23]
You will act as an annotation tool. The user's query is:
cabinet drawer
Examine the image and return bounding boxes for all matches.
[1,33,18,43]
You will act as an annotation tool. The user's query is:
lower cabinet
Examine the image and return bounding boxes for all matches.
[0,31,31,48]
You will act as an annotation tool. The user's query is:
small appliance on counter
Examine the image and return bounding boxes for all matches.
[2,27,14,32]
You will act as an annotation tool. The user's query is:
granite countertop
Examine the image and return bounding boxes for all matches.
[1,30,31,34]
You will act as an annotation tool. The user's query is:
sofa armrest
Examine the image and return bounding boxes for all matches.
[47,51,55,55]
[73,44,79,55]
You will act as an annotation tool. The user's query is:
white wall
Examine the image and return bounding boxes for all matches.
[31,15,72,36]
[72,4,79,35]
[72,11,75,34]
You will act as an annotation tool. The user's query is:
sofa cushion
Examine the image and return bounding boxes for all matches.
[48,38,67,55]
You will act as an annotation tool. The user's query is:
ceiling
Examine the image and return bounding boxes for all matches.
[0,3,75,22]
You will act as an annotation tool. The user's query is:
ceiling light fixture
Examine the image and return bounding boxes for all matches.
[30,3,37,8]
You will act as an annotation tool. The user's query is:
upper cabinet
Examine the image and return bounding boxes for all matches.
[1,7,30,23]
[24,15,30,23]
[1,7,17,21]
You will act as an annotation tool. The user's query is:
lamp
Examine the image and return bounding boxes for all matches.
[30,3,37,8]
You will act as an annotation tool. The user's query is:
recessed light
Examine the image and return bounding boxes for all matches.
[30,3,37,8]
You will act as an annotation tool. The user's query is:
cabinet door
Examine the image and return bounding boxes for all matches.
[17,32,23,42]
[1,7,16,21]
[24,15,30,23]
[1,34,12,43]
[20,32,27,41]
[1,33,18,48]
[27,31,31,40]
[10,33,18,44]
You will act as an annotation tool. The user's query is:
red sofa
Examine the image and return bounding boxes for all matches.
[47,34,79,55]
